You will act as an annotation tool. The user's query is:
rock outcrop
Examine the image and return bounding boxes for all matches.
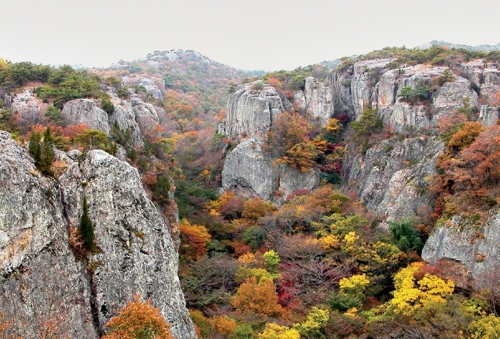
[330,59,489,225]
[343,136,444,224]
[222,138,319,202]
[331,60,479,133]
[9,89,47,126]
[0,131,196,339]
[294,77,334,124]
[6,86,162,150]
[224,82,284,141]
[422,211,500,289]
[221,82,322,203]
[121,76,165,100]
[459,59,500,104]
[61,99,111,133]
[332,57,500,287]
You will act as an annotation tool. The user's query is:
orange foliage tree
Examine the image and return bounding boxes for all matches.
[263,111,312,160]
[241,197,275,221]
[179,219,212,261]
[231,277,286,319]
[102,295,173,339]
[432,124,500,217]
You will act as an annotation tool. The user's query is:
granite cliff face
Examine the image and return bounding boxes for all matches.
[221,138,319,202]
[221,82,322,203]
[223,82,284,141]
[293,77,334,124]
[422,212,500,289]
[332,59,500,225]
[333,58,500,285]
[0,131,196,339]
[343,136,444,225]
[330,59,480,133]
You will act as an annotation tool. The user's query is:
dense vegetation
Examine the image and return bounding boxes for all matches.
[1,44,500,338]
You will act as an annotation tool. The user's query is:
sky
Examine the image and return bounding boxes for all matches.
[2,0,499,71]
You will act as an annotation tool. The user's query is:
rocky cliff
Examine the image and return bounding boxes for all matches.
[422,212,500,289]
[333,57,500,286]
[0,131,196,339]
[334,58,500,224]
[221,81,324,203]
[221,138,319,202]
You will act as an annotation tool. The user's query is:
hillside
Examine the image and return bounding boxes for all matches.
[1,44,500,338]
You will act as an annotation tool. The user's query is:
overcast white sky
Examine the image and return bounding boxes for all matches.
[1,0,499,71]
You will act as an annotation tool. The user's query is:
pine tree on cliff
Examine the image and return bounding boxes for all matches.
[80,195,95,251]
[39,126,55,174]
[28,131,42,165]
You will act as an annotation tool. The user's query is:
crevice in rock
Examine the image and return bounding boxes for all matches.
[60,183,104,337]
[87,270,104,337]
[59,185,71,233]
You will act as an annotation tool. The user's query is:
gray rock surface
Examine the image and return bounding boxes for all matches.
[343,136,444,224]
[0,131,196,339]
[9,89,46,126]
[301,77,334,123]
[422,211,500,289]
[459,59,500,104]
[61,99,111,134]
[222,138,319,204]
[330,61,480,134]
[224,82,284,141]
[122,76,164,100]
[479,104,499,125]
[107,94,161,148]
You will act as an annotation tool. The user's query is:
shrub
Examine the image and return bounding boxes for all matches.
[389,220,424,253]
[252,82,264,90]
[101,97,114,114]
[44,105,62,125]
[242,227,268,251]
[351,105,383,137]
[153,174,171,204]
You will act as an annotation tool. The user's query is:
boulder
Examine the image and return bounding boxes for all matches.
[61,99,110,134]
[224,82,284,141]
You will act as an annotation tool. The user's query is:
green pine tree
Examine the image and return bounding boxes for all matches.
[28,131,42,165]
[80,195,95,251]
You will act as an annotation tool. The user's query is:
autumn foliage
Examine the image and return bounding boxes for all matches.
[179,219,212,261]
[432,123,500,218]
[102,295,173,339]
[231,277,286,318]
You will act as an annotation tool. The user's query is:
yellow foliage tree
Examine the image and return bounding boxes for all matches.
[326,118,342,135]
[293,307,329,337]
[389,262,454,316]
[258,323,300,339]
[207,191,235,216]
[319,234,340,251]
[339,274,370,297]
[469,314,500,339]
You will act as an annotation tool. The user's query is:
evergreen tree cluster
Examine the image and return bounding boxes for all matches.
[28,127,55,175]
